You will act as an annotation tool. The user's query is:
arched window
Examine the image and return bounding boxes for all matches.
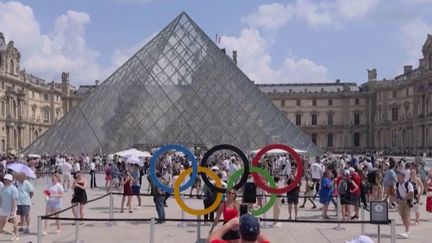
[1,101,4,117]
[9,59,14,74]
[43,109,50,123]
[12,100,16,118]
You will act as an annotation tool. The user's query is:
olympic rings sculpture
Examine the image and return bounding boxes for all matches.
[149,143,304,216]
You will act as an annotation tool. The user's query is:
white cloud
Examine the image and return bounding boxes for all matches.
[0,1,102,84]
[221,29,329,83]
[401,18,432,66]
[243,0,381,29]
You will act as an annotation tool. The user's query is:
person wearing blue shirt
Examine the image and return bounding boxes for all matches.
[0,174,19,241]
[319,171,333,219]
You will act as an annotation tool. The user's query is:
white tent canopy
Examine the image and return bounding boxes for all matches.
[115,148,151,158]
[250,148,308,155]
[124,155,145,167]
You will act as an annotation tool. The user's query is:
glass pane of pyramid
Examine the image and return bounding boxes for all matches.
[24,12,321,157]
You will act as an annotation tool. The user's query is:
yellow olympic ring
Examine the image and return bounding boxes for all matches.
[174,166,223,216]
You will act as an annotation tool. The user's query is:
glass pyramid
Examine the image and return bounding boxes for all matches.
[24,12,322,157]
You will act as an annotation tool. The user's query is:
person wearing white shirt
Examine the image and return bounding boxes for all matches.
[222,158,230,171]
[311,158,324,199]
[90,159,97,189]
[61,161,72,192]
[396,171,414,239]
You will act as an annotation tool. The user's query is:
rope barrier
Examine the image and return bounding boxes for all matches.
[40,216,390,225]
[42,192,111,217]
[110,192,334,199]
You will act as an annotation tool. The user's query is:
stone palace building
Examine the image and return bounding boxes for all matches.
[2,31,432,155]
[0,32,82,154]
[258,34,432,156]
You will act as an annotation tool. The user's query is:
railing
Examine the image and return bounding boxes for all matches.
[38,192,396,243]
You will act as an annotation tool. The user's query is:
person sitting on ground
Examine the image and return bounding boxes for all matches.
[207,214,270,243]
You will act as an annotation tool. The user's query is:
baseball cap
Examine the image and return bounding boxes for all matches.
[4,174,13,181]
[211,166,220,171]
[239,214,260,241]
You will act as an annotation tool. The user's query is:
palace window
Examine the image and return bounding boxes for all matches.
[328,99,333,106]
[354,113,360,125]
[311,114,317,125]
[392,107,398,121]
[296,100,301,107]
[392,131,398,147]
[43,109,50,123]
[281,100,285,107]
[392,90,397,98]
[406,88,409,96]
[44,94,49,101]
[327,113,333,126]
[311,133,317,145]
[312,99,317,106]
[295,114,301,126]
[353,133,360,147]
[1,101,4,117]
[355,98,360,105]
[327,133,333,147]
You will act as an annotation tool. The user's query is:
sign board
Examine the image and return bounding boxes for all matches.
[370,201,389,224]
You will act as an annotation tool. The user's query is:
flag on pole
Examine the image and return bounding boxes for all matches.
[215,34,221,44]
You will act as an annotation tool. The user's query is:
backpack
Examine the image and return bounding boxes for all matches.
[419,166,429,181]
[338,179,349,196]
[396,181,417,201]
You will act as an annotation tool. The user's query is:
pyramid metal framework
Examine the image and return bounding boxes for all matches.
[24,12,322,157]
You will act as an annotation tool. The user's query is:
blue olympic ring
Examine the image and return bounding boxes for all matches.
[149,144,198,193]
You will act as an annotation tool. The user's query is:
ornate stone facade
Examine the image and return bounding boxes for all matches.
[258,34,432,156]
[0,32,79,154]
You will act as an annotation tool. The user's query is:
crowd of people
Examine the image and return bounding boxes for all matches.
[0,151,431,241]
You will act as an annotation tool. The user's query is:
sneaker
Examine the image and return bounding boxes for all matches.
[56,230,61,234]
[399,232,409,239]
[42,231,47,236]
[273,222,282,228]
[11,234,20,241]
[18,227,24,232]
[350,215,359,220]
[24,228,30,234]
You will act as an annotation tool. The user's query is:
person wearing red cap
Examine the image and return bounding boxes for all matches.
[207,214,270,243]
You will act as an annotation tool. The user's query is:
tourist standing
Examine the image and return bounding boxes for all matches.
[16,172,34,234]
[90,159,97,189]
[409,169,423,225]
[311,157,324,200]
[120,171,133,213]
[61,159,72,192]
[396,171,414,239]
[383,161,397,208]
[131,164,142,208]
[43,174,64,235]
[319,171,333,219]
[71,172,88,220]
[286,171,300,220]
[149,172,165,224]
[0,174,19,241]
[211,188,240,241]
[105,163,113,192]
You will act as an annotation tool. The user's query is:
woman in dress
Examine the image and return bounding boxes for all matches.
[71,171,88,220]
[121,171,134,213]
[105,163,113,193]
[210,188,240,243]
[43,174,64,236]
[319,171,333,219]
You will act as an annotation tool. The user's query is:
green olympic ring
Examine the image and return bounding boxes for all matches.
[227,166,276,216]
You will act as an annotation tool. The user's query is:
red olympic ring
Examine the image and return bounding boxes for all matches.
[252,144,304,194]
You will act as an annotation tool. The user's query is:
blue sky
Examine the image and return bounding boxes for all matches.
[0,0,432,85]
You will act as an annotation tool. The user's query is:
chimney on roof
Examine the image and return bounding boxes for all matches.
[232,50,238,66]
[335,79,341,84]
[404,65,413,74]
[221,48,226,54]
[95,80,100,86]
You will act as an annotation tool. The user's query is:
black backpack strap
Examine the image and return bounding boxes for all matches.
[396,182,401,199]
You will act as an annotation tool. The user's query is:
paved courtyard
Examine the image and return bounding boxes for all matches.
[2,174,432,243]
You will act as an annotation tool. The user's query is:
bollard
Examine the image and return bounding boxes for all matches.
[108,192,116,226]
[178,193,186,227]
[390,219,396,243]
[150,217,155,243]
[197,215,201,242]
[37,216,42,243]
[377,225,381,243]
[75,203,80,243]
[333,197,345,231]
[360,207,365,235]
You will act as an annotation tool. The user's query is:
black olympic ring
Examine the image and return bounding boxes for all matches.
[200,144,250,193]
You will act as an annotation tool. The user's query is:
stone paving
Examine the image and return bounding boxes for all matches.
[1,174,432,243]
